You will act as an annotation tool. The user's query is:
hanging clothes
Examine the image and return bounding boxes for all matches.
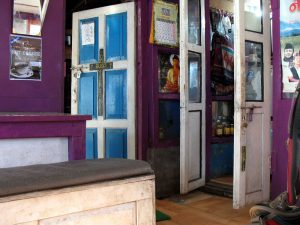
[210,8,234,95]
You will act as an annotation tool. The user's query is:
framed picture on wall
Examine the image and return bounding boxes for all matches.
[280,0,300,98]
[150,0,179,47]
[10,34,42,81]
[158,52,180,93]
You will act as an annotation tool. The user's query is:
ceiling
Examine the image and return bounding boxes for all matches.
[66,0,124,29]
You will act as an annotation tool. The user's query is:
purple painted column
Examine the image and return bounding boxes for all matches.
[136,0,150,160]
[271,0,292,198]
[205,0,212,180]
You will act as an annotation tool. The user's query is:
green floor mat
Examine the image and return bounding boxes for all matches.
[156,210,171,222]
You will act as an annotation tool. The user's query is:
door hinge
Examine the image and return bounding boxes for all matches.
[241,146,246,172]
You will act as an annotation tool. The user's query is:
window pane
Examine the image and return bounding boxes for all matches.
[245,0,262,33]
[188,0,201,45]
[189,52,202,103]
[245,41,263,101]
[13,0,41,36]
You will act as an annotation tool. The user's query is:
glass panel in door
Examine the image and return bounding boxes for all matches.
[244,0,262,33]
[188,0,201,45]
[245,41,263,101]
[188,52,202,103]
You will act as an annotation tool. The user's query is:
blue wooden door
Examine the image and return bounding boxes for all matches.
[72,3,136,159]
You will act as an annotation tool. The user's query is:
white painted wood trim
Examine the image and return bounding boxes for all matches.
[71,12,79,115]
[40,0,49,29]
[180,0,189,194]
[233,0,246,209]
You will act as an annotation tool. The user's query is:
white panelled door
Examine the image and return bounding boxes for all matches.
[233,0,271,208]
[180,0,206,193]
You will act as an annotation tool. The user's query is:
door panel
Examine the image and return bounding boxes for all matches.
[106,13,127,61]
[245,112,263,193]
[86,129,98,159]
[79,72,98,118]
[188,111,202,181]
[79,18,99,64]
[105,129,127,158]
[105,70,127,119]
[72,3,136,160]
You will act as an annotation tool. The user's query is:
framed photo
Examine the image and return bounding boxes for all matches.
[10,34,42,81]
[158,53,180,93]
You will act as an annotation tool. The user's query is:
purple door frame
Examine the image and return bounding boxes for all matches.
[271,0,291,198]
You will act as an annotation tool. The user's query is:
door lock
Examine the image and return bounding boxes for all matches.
[241,146,246,171]
[241,105,262,122]
[71,65,88,78]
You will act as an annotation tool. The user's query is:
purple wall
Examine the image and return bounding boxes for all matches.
[271,0,291,198]
[0,0,65,112]
[136,0,179,160]
[136,0,290,196]
[136,0,150,160]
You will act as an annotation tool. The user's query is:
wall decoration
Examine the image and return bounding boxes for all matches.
[158,53,180,93]
[10,35,42,81]
[150,0,179,47]
[280,0,300,97]
[81,22,95,46]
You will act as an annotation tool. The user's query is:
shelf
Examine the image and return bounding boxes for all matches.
[158,93,180,100]
[211,136,234,144]
[157,138,180,148]
[212,95,233,101]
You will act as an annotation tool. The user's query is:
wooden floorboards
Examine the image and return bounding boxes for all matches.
[156,190,252,225]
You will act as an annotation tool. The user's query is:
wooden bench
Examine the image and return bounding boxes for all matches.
[0,159,155,225]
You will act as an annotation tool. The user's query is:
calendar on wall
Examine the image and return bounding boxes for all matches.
[150,0,179,47]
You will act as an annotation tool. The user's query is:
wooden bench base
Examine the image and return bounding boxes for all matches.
[0,175,155,225]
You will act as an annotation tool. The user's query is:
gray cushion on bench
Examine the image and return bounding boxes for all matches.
[0,159,154,197]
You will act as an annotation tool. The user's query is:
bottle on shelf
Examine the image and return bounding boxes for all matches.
[212,118,216,137]
[223,117,231,136]
[230,116,234,135]
[216,116,223,137]
[230,123,234,135]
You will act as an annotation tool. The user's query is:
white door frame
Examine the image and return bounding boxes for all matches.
[71,2,136,159]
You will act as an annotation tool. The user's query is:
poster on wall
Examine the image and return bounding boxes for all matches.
[150,0,179,47]
[280,0,300,97]
[158,53,180,93]
[10,35,42,81]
